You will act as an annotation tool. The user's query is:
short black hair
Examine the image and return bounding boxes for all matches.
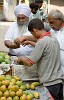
[29,3,38,10]
[35,0,43,3]
[21,0,25,3]
[28,18,44,32]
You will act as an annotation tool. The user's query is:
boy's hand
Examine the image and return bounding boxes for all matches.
[16,56,33,66]
[14,36,26,44]
[22,41,36,47]
[15,57,22,64]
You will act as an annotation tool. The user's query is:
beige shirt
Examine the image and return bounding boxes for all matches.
[27,33,63,86]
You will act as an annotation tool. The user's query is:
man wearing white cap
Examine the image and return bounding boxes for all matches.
[4,4,34,56]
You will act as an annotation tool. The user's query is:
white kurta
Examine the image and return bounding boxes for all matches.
[4,22,34,56]
[50,27,64,75]
[29,9,44,21]
[29,12,41,21]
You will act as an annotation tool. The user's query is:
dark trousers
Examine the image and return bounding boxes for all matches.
[46,83,63,100]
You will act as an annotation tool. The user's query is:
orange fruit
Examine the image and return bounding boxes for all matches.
[9,91,15,97]
[13,75,21,81]
[0,97,6,100]
[20,85,26,91]
[34,92,40,99]
[4,91,9,97]
[0,85,6,92]
[10,85,19,92]
[13,96,19,100]
[16,81,23,87]
[26,95,33,100]
[20,94,27,100]
[7,97,12,100]
[0,75,5,81]
[16,90,23,97]
[30,84,35,90]
[2,80,10,86]
[0,91,3,97]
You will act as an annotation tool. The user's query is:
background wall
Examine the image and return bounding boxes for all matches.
[3,0,16,21]
[48,0,64,14]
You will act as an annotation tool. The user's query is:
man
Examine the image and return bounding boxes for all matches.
[35,0,46,21]
[29,1,51,31]
[4,4,34,56]
[47,9,64,75]
[29,3,40,21]
[16,18,63,100]
[35,0,51,31]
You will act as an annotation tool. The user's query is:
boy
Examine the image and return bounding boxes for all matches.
[16,18,63,100]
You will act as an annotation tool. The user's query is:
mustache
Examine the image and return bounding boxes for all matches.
[17,21,29,26]
[17,21,28,25]
[17,18,29,25]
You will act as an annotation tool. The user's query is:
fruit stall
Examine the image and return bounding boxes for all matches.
[0,52,53,100]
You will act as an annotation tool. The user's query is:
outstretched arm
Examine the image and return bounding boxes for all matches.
[14,35,37,45]
[4,40,20,49]
[16,56,33,66]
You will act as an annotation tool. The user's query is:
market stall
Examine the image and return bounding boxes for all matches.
[0,52,53,100]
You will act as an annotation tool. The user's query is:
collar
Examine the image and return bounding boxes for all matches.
[38,32,51,40]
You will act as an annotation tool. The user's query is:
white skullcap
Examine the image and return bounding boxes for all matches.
[14,4,31,17]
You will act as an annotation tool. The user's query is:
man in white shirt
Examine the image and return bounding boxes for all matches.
[47,9,64,75]
[4,4,34,56]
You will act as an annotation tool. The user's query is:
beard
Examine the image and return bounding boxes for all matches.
[17,20,29,36]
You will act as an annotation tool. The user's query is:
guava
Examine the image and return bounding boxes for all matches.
[13,96,19,100]
[4,59,11,64]
[15,81,23,87]
[5,55,11,60]
[0,56,4,63]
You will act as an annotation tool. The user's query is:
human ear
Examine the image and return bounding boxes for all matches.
[33,29,38,33]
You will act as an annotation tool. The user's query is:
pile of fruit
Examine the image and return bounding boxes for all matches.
[0,52,11,64]
[0,75,40,100]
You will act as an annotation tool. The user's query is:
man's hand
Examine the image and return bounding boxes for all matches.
[9,42,20,49]
[16,57,22,64]
[4,40,20,49]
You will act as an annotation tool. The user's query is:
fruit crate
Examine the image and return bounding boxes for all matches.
[12,65,30,79]
[11,64,39,80]
[10,56,39,79]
